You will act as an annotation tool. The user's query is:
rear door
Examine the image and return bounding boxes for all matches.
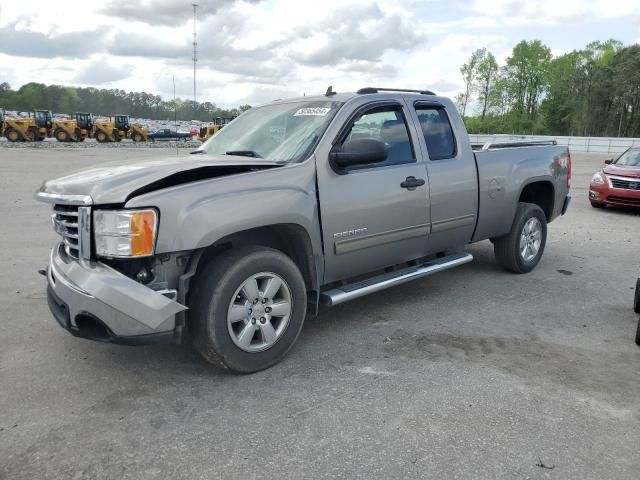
[407,101,478,252]
[316,101,431,283]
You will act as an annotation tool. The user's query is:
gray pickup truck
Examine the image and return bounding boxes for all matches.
[36,87,571,373]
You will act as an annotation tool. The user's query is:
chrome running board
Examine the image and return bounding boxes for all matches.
[319,252,473,306]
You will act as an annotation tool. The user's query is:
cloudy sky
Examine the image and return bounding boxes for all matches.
[1,0,639,108]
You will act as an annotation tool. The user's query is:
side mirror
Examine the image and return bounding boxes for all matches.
[330,138,387,169]
[604,158,613,165]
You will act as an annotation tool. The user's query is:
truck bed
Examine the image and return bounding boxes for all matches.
[471,141,571,242]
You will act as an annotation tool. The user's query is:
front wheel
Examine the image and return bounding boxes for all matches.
[494,203,547,273]
[189,246,307,373]
[54,128,68,142]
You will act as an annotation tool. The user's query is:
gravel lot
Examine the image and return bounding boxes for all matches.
[1,146,639,480]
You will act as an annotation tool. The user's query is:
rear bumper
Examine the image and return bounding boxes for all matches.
[46,244,186,345]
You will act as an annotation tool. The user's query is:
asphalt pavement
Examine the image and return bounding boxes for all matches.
[0,146,638,479]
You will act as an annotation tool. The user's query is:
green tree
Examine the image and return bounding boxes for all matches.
[504,40,552,118]
[475,50,499,120]
[460,49,484,117]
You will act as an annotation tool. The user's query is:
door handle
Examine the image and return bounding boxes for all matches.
[400,176,425,189]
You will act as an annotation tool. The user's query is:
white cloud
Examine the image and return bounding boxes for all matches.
[466,0,640,25]
[0,0,638,107]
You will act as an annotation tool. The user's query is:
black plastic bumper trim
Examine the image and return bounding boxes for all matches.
[561,195,571,215]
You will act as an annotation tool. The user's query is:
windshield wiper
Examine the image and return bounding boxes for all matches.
[225,150,262,158]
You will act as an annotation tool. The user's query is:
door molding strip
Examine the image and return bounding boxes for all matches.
[431,214,475,234]
[335,223,430,255]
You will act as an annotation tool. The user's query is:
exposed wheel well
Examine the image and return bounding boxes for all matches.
[519,181,554,221]
[194,224,318,295]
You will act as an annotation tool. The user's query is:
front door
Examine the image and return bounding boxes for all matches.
[317,102,430,283]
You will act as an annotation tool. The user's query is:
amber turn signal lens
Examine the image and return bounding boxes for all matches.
[130,210,157,257]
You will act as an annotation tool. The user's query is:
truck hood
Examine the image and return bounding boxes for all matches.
[36,154,283,205]
[603,164,640,178]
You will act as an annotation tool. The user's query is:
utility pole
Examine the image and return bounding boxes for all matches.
[192,3,198,114]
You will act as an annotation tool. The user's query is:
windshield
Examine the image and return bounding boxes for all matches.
[615,148,640,167]
[199,101,342,163]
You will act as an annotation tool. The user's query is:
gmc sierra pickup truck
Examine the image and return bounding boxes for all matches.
[36,87,571,373]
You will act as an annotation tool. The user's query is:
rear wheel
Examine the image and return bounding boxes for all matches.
[54,128,69,142]
[189,246,307,373]
[5,128,21,142]
[494,203,547,273]
[27,127,41,141]
[95,130,108,143]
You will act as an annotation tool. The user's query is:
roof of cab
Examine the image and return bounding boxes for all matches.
[262,87,442,107]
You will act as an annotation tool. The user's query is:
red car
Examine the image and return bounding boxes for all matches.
[589,146,640,208]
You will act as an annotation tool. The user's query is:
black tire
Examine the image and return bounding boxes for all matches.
[54,128,68,142]
[635,318,640,347]
[27,127,41,141]
[590,201,606,209]
[95,130,108,143]
[188,246,307,373]
[132,133,143,142]
[5,128,21,142]
[494,203,547,273]
[634,278,640,314]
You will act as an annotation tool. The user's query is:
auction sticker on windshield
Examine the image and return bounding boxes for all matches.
[294,107,331,116]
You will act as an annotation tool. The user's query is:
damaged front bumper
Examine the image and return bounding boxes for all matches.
[46,244,187,345]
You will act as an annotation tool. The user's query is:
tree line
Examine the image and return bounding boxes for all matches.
[0,82,251,121]
[456,39,640,137]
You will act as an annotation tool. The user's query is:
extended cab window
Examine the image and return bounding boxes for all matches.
[344,106,415,168]
[415,106,456,160]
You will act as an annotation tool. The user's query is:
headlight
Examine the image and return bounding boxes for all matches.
[94,209,158,258]
[591,172,605,185]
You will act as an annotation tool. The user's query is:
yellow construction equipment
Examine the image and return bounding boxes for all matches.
[93,118,121,143]
[0,108,4,137]
[48,111,84,142]
[5,109,83,142]
[114,115,149,142]
[75,112,125,142]
[197,116,235,142]
[73,112,96,141]
[3,110,49,142]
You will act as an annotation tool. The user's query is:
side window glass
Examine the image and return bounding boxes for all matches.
[345,106,415,169]
[415,106,456,160]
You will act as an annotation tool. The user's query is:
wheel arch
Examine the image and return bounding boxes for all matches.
[188,223,320,313]
[518,179,555,221]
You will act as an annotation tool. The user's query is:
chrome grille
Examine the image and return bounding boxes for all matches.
[52,205,80,259]
[610,177,640,190]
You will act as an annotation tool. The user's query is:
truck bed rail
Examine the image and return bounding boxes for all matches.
[473,140,558,151]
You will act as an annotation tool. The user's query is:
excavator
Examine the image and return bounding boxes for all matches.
[197,116,236,142]
[114,115,149,142]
